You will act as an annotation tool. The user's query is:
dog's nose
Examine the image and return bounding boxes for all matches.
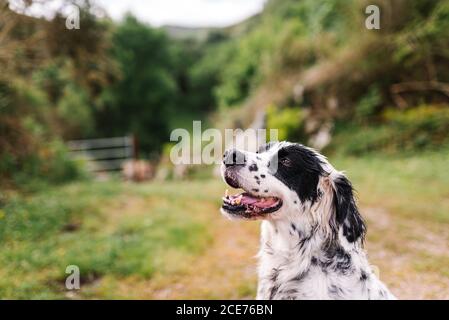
[223,149,246,167]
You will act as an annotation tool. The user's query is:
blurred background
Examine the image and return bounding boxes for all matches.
[0,0,448,299]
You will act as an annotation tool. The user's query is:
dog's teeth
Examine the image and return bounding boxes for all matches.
[225,189,229,198]
[234,194,243,205]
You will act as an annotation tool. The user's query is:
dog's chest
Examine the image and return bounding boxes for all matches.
[256,242,388,300]
[257,266,330,300]
[257,250,394,300]
[258,259,358,299]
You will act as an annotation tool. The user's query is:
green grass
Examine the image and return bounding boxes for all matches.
[0,151,448,299]
[0,180,216,299]
[332,150,449,224]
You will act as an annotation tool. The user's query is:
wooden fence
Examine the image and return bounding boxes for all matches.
[67,136,135,172]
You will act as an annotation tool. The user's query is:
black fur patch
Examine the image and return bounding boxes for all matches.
[277,288,298,300]
[271,144,325,203]
[249,163,258,172]
[269,284,279,300]
[290,271,307,282]
[270,268,279,282]
[329,284,346,298]
[333,175,366,243]
[322,244,352,274]
[360,270,368,281]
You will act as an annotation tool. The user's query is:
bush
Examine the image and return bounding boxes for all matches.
[355,86,382,122]
[1,139,88,190]
[266,105,305,142]
[384,105,449,149]
[330,105,449,155]
[329,124,395,156]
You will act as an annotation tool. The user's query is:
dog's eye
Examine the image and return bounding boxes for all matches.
[280,157,293,167]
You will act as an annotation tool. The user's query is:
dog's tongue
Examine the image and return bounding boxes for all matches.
[241,193,278,208]
[240,193,259,205]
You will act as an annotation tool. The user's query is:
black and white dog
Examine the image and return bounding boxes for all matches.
[220,141,395,300]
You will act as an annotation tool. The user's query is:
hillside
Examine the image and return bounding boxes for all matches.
[2,0,449,187]
[196,0,449,153]
[162,25,213,41]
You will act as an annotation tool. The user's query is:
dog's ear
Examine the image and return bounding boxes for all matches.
[332,174,366,243]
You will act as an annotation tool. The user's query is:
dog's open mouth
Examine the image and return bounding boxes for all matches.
[222,190,282,218]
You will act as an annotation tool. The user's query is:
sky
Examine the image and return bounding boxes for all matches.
[9,0,267,28]
[95,0,267,27]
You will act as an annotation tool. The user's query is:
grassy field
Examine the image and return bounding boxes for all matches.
[0,152,448,299]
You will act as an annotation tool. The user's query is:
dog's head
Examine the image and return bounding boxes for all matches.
[220,141,366,243]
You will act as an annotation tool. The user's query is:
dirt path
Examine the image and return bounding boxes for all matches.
[150,215,260,299]
[101,192,261,299]
[363,207,449,299]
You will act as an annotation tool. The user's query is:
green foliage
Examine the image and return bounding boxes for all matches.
[4,140,87,190]
[0,3,110,187]
[208,0,354,109]
[57,84,93,137]
[331,105,449,155]
[0,79,88,188]
[205,0,449,157]
[189,41,232,110]
[355,86,382,122]
[95,15,178,155]
[0,74,89,188]
[266,105,304,141]
[329,124,394,156]
[384,105,449,149]
[394,1,449,69]
[3,0,449,189]
[214,29,272,108]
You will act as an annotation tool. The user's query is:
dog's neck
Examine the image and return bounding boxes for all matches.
[259,215,348,265]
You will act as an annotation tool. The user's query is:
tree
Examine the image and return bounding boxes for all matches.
[96,15,178,156]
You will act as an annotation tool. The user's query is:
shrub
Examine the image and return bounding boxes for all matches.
[330,105,449,155]
[384,105,449,150]
[355,86,382,122]
[266,105,305,142]
[329,124,395,156]
[1,139,87,190]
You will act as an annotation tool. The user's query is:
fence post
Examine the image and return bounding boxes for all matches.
[132,134,139,160]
